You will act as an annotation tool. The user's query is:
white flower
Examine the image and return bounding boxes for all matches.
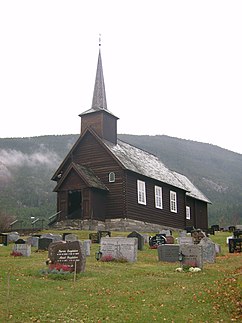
[175,267,183,272]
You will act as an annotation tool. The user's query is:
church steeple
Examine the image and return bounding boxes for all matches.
[79,40,119,144]
[91,48,107,110]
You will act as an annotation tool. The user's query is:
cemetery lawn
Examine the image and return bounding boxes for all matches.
[0,231,241,323]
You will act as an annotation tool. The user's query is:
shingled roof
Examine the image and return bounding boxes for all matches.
[103,138,186,191]
[173,171,211,203]
[53,162,109,192]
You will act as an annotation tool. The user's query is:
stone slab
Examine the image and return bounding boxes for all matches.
[48,240,86,273]
[157,244,180,262]
[100,237,138,262]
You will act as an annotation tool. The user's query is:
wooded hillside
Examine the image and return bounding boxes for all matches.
[0,134,241,227]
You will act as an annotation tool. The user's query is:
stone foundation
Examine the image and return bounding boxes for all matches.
[50,218,179,233]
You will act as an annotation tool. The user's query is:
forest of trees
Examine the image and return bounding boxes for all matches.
[0,134,241,228]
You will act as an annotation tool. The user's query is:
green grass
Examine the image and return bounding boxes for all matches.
[0,231,241,322]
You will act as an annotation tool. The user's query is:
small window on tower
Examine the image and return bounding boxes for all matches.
[109,172,115,183]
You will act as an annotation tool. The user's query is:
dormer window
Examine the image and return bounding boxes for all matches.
[109,172,115,183]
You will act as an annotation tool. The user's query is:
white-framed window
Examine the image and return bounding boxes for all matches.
[137,180,146,205]
[170,191,177,213]
[109,172,115,183]
[155,186,163,209]
[186,206,191,220]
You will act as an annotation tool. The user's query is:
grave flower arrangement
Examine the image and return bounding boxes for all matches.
[10,251,23,257]
[100,255,128,263]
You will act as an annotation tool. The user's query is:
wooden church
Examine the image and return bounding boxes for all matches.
[51,47,211,231]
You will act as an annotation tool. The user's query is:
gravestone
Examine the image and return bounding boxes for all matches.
[38,237,54,250]
[41,233,62,242]
[27,236,39,248]
[160,229,172,237]
[62,232,72,240]
[83,240,91,256]
[8,232,20,242]
[100,237,138,262]
[199,237,216,263]
[166,236,174,244]
[149,234,166,249]
[15,238,26,244]
[89,232,99,243]
[13,244,31,256]
[0,233,8,246]
[157,245,180,262]
[228,238,242,253]
[177,236,194,245]
[142,234,150,244]
[127,231,144,250]
[215,243,221,255]
[48,240,86,273]
[233,230,242,238]
[185,226,195,233]
[64,234,78,242]
[211,224,220,231]
[179,231,187,238]
[180,244,203,269]
[207,227,215,235]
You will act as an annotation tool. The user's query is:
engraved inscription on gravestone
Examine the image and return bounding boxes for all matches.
[100,237,138,262]
[48,240,86,273]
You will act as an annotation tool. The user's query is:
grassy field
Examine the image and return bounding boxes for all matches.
[0,230,241,323]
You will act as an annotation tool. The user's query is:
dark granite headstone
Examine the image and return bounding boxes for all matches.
[233,230,242,239]
[149,234,166,248]
[228,238,242,253]
[228,226,236,232]
[62,232,72,240]
[48,240,86,273]
[207,227,215,235]
[211,225,220,231]
[38,237,54,250]
[185,226,195,233]
[15,238,26,244]
[0,233,8,246]
[127,231,144,250]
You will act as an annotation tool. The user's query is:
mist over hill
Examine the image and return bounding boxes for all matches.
[0,134,241,227]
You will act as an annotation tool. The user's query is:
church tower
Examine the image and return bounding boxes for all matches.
[79,44,119,144]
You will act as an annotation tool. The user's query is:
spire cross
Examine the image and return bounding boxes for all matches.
[99,33,101,47]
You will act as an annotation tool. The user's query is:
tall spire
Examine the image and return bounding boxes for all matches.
[91,37,107,110]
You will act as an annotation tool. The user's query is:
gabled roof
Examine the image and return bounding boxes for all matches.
[173,172,211,203]
[52,129,212,203]
[103,139,186,191]
[53,162,109,192]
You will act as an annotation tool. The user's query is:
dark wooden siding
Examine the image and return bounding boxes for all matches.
[92,189,108,221]
[125,171,186,229]
[102,113,117,144]
[195,200,208,230]
[71,132,126,219]
[81,111,117,144]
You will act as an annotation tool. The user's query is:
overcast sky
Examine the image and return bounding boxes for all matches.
[0,1,242,154]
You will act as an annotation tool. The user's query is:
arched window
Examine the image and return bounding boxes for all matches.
[109,172,115,183]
